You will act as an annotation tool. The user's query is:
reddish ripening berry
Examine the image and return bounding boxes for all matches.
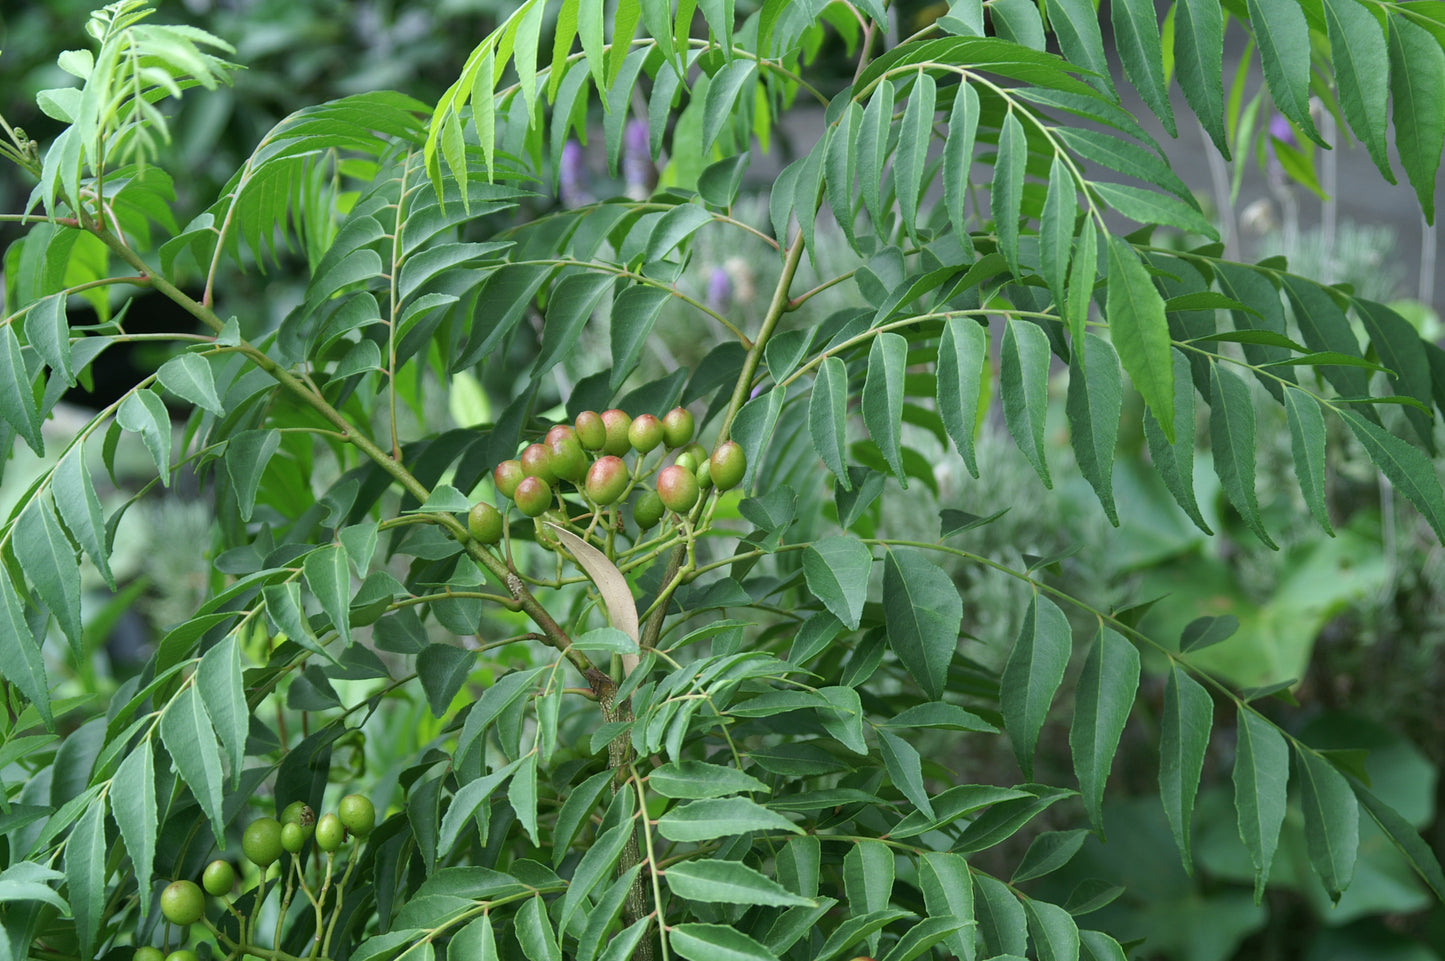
[628,414,664,454]
[338,795,376,838]
[468,502,503,544]
[160,881,205,926]
[657,465,700,513]
[575,410,607,450]
[662,407,695,449]
[202,860,235,897]
[548,435,589,483]
[633,490,665,530]
[709,441,746,490]
[600,409,633,457]
[493,460,525,499]
[520,443,556,484]
[514,476,553,517]
[545,424,578,448]
[586,456,630,505]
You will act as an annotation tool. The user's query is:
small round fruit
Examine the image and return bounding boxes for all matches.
[242,817,283,868]
[695,458,713,490]
[627,414,664,454]
[662,407,695,449]
[281,821,306,854]
[600,409,633,457]
[545,425,578,448]
[632,490,665,530]
[279,800,313,827]
[709,441,746,490]
[585,456,630,505]
[135,948,166,961]
[164,952,198,961]
[339,794,377,837]
[657,465,700,513]
[514,476,553,518]
[201,860,235,897]
[672,450,699,474]
[315,812,345,852]
[467,502,503,544]
[548,436,588,482]
[575,411,607,450]
[519,443,556,484]
[160,880,204,926]
[493,460,525,499]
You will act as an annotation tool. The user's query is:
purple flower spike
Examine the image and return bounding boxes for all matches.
[623,119,655,199]
[560,140,589,207]
[706,266,734,311]
[1268,113,1297,149]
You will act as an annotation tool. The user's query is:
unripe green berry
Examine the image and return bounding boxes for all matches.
[315,812,345,852]
[600,409,633,457]
[160,880,205,926]
[548,435,589,483]
[633,490,665,530]
[281,821,306,854]
[520,443,556,484]
[709,441,746,490]
[673,451,699,474]
[338,794,376,838]
[280,801,314,828]
[135,948,166,961]
[695,458,713,490]
[575,411,607,450]
[657,465,700,513]
[585,456,630,505]
[662,407,695,449]
[165,952,199,961]
[628,414,664,454]
[242,817,283,868]
[202,860,235,897]
[468,502,503,544]
[493,460,525,499]
[682,442,707,464]
[514,476,553,517]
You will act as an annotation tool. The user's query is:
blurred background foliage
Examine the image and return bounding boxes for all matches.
[3,2,1444,959]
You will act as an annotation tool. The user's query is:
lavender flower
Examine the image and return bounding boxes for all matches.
[623,119,655,200]
[706,266,734,311]
[560,140,590,208]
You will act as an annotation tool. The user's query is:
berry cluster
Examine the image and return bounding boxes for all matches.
[476,406,746,534]
[143,796,376,960]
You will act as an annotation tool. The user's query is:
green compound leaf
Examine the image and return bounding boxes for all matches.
[1160,663,1213,874]
[1069,626,1140,833]
[1295,745,1360,902]
[810,356,851,489]
[883,548,963,700]
[1001,593,1072,779]
[1234,709,1289,902]
[666,860,814,907]
[802,536,872,630]
[863,331,909,485]
[1106,236,1173,441]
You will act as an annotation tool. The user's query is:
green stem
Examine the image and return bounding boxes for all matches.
[717,233,807,443]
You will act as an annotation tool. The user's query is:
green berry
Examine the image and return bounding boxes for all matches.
[633,490,665,531]
[695,458,713,490]
[135,948,166,961]
[575,411,607,450]
[548,435,589,483]
[202,860,235,897]
[164,952,198,961]
[280,801,314,827]
[657,465,700,513]
[628,414,664,454]
[585,455,630,505]
[662,407,695,449]
[281,821,306,854]
[468,502,503,544]
[514,476,553,518]
[600,409,633,457]
[338,794,376,837]
[160,880,204,926]
[315,812,345,852]
[709,441,746,490]
[673,450,699,474]
[493,460,525,499]
[520,443,556,484]
[242,817,283,868]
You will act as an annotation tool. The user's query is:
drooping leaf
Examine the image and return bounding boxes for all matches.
[1045,0,1114,96]
[845,839,895,953]
[116,389,172,484]
[667,860,814,907]
[1025,897,1080,961]
[14,498,83,656]
[1066,333,1122,523]
[863,332,909,485]
[937,316,987,478]
[1041,155,1076,313]
[302,544,353,647]
[1001,319,1053,488]
[882,549,962,699]
[1336,409,1445,542]
[1387,14,1445,223]
[895,70,937,240]
[943,81,980,244]
[197,633,248,787]
[65,798,106,959]
[1234,709,1289,902]
[0,571,52,728]
[159,685,226,834]
[1281,386,1332,533]
[1208,363,1276,548]
[878,729,935,819]
[157,353,224,414]
[974,873,1028,957]
[859,78,895,230]
[993,110,1027,277]
[516,892,561,961]
[0,324,43,454]
[1295,745,1360,902]
[919,852,974,959]
[1001,593,1072,779]
[1106,236,1173,441]
[1143,349,1211,533]
[1160,663,1213,874]
[1111,0,1175,134]
[1351,779,1445,901]
[802,536,872,630]
[656,798,802,842]
[1246,0,1323,144]
[1322,0,1392,181]
[111,740,156,911]
[670,923,780,961]
[810,356,851,488]
[1070,626,1140,833]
